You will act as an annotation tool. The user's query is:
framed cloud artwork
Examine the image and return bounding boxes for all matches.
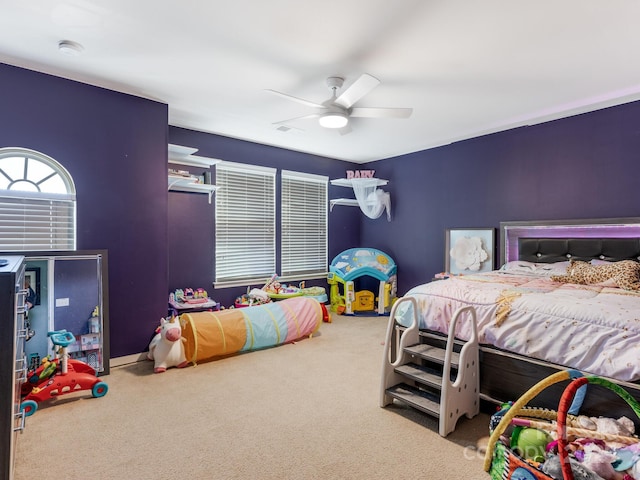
[445,228,495,274]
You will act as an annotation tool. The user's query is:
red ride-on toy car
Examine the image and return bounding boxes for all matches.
[21,330,108,417]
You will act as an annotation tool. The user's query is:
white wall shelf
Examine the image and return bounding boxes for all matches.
[330,198,359,210]
[168,175,218,203]
[168,143,221,168]
[329,199,355,210]
[329,177,389,209]
[168,144,219,203]
[330,178,388,188]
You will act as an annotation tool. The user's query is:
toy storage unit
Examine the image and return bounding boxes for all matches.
[328,248,397,315]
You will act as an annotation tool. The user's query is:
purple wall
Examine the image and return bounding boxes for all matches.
[4,60,640,359]
[167,126,360,307]
[363,101,640,295]
[0,63,169,357]
[0,64,360,358]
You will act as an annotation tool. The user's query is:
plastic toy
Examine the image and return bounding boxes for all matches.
[147,316,188,373]
[88,305,100,333]
[234,289,272,308]
[328,248,397,315]
[20,330,108,416]
[173,287,209,304]
[300,286,329,308]
[258,274,302,300]
[509,426,552,462]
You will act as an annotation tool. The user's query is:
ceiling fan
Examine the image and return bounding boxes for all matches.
[266,73,412,133]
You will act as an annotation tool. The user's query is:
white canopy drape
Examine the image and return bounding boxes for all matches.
[351,178,391,221]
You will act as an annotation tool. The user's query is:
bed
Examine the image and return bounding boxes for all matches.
[390,217,640,420]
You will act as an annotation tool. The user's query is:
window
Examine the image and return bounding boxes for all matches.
[215,162,276,287]
[281,170,328,279]
[0,148,76,251]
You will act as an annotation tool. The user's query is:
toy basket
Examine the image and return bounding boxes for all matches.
[483,370,640,480]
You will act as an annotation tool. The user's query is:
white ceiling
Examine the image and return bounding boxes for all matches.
[2,1,640,163]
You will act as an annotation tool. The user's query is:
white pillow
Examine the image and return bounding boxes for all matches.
[533,261,571,275]
[500,261,538,273]
[500,260,569,276]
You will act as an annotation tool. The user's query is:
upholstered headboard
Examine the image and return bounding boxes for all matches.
[518,237,640,263]
[500,217,640,265]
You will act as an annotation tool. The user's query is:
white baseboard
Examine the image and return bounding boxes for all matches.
[110,352,147,368]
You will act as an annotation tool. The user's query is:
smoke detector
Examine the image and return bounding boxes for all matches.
[58,40,84,56]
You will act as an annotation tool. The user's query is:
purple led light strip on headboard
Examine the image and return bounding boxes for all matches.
[500,218,640,265]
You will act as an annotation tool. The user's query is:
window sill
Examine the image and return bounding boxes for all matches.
[214,272,328,289]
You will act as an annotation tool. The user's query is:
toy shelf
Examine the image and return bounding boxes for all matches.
[329,177,389,210]
[168,144,220,203]
[168,175,218,203]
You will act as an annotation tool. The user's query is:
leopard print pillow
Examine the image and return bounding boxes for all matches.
[550,259,640,291]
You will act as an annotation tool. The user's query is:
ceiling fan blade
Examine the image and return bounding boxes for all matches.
[265,89,325,109]
[334,73,380,109]
[338,124,352,136]
[273,113,321,125]
[350,107,413,119]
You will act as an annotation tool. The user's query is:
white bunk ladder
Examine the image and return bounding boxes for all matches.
[379,297,479,436]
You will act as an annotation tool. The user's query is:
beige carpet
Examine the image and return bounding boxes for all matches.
[14,314,491,480]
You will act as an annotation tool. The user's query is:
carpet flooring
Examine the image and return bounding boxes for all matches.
[14,313,491,480]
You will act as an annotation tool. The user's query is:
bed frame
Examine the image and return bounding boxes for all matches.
[478,217,640,421]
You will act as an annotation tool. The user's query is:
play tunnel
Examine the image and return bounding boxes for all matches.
[179,296,324,364]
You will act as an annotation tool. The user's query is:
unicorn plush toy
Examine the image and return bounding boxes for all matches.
[147,316,188,373]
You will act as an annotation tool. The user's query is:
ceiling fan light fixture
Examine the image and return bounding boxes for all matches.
[319,112,348,129]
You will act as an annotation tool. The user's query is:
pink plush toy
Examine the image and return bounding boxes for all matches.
[147,317,188,373]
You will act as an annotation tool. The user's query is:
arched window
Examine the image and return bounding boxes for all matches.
[0,147,76,251]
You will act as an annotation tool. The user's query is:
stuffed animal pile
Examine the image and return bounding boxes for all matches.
[491,404,640,480]
[556,415,639,480]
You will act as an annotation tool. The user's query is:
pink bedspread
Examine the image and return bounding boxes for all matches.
[396,271,640,381]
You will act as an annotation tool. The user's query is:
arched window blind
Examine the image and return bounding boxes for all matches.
[0,148,76,251]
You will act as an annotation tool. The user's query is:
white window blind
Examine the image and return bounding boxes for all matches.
[281,170,328,278]
[0,148,76,251]
[0,193,75,250]
[215,162,276,286]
